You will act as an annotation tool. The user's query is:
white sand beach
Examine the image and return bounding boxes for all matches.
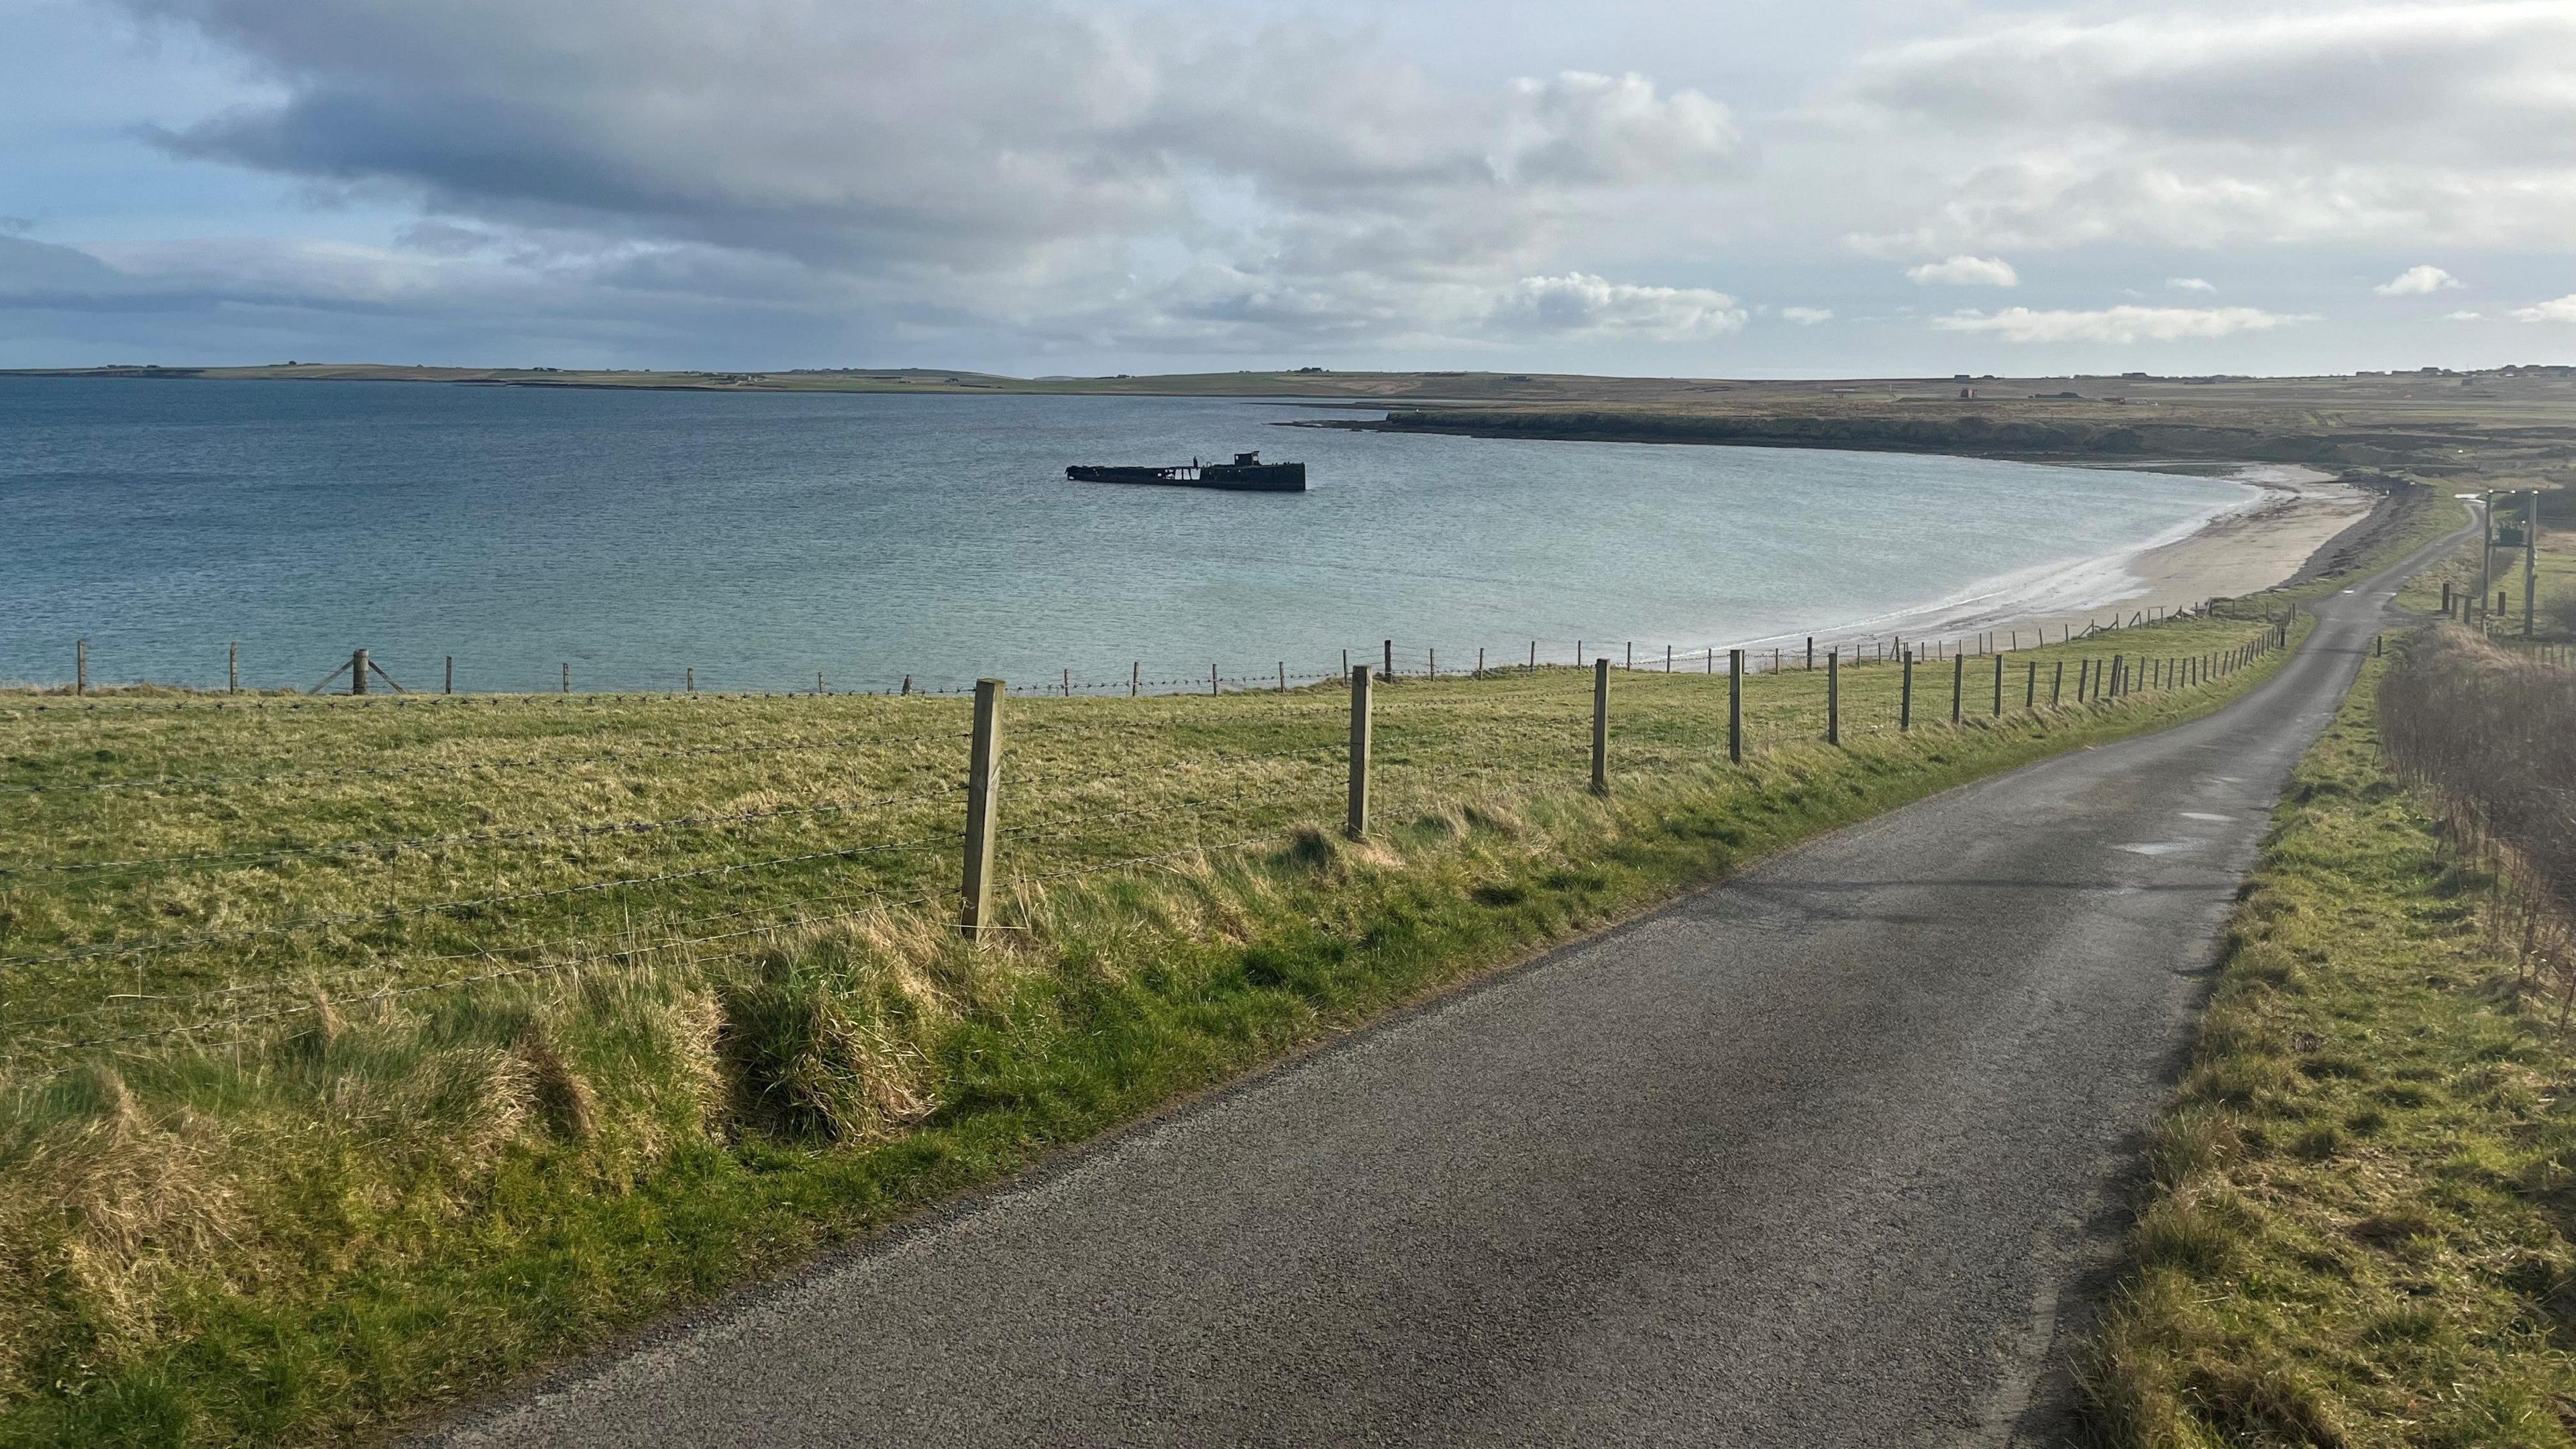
[1788,465,2377,654]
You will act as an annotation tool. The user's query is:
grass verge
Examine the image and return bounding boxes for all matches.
[2080,639,2576,1447]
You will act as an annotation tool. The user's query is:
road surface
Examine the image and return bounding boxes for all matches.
[429,521,2460,1448]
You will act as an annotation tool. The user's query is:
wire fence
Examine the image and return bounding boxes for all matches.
[14,600,2214,708]
[0,604,2292,1073]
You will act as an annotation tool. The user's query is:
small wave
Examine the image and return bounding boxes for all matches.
[1727,480,2266,649]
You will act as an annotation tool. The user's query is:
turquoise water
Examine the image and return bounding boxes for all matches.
[0,378,2253,694]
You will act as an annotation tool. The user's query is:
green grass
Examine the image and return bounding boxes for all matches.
[2393,493,2547,627]
[0,613,2300,1445]
[2080,641,2576,1448]
[2275,489,2465,612]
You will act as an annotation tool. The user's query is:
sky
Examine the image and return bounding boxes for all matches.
[1,0,2572,377]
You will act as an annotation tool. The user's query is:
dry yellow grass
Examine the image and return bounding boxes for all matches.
[0,610,2296,1445]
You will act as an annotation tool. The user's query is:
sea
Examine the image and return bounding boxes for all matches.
[0,378,2259,694]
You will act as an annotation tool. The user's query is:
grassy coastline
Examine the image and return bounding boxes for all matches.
[1,612,2306,1446]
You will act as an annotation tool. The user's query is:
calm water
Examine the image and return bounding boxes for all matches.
[0,378,2254,694]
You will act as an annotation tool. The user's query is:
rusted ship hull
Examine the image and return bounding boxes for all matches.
[1065,459,1307,492]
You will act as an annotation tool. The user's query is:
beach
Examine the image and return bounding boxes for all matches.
[1778,464,2377,654]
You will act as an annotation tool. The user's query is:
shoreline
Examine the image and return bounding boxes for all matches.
[1285,409,2403,659]
[1786,462,2373,653]
[0,461,2370,696]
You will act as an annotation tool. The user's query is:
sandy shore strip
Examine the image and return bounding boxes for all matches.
[1774,465,2373,656]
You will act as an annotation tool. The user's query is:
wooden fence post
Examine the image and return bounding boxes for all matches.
[2078,659,2090,700]
[561,663,570,694]
[2052,660,2063,706]
[1827,649,1840,745]
[1384,639,1393,679]
[446,655,455,695]
[1211,663,1219,696]
[74,639,86,697]
[959,679,1006,938]
[2025,658,2036,710]
[352,648,370,696]
[1666,644,1673,674]
[1992,653,2003,716]
[1132,661,1141,698]
[1900,647,1914,731]
[1346,664,1373,839]
[1806,636,1815,671]
[685,667,693,694]
[229,641,239,694]
[1950,651,1963,724]
[1591,657,1611,796]
[1728,648,1743,763]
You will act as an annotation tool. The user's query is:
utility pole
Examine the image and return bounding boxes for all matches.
[2478,491,2495,631]
[2526,489,2539,639]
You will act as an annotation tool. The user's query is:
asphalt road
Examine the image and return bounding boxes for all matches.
[431,521,2462,1449]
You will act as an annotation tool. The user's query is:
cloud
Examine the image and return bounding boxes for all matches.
[1904,254,2017,287]
[1929,305,2311,343]
[2514,294,2576,323]
[1832,3,2576,253]
[2447,310,2486,321]
[96,3,1746,353]
[1495,72,1742,186]
[31,0,2567,368]
[2375,264,2462,296]
[1483,272,1746,339]
[0,235,147,303]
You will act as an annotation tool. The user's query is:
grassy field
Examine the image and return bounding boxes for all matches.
[2081,633,2576,1448]
[0,608,2299,1446]
[2398,490,2576,648]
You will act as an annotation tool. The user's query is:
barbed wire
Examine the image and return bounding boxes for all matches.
[6,613,2247,724]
